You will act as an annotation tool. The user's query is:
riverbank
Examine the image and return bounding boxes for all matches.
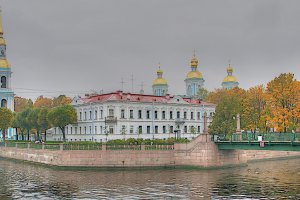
[1,134,300,168]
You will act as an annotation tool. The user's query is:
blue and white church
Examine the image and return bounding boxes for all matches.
[222,64,239,89]
[0,11,15,139]
[185,54,205,97]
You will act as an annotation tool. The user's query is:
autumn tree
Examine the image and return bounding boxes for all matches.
[265,73,300,132]
[28,108,42,141]
[18,108,33,140]
[47,105,77,142]
[34,96,53,108]
[197,87,209,100]
[0,108,14,141]
[52,95,72,107]
[14,96,33,112]
[242,85,267,133]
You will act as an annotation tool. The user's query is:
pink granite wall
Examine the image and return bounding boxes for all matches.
[0,135,299,168]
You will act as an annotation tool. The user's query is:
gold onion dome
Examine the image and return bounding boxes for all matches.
[223,76,238,83]
[0,59,9,68]
[190,57,198,67]
[187,71,203,79]
[223,64,238,83]
[153,68,168,85]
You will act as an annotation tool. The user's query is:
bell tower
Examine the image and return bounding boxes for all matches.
[0,10,15,139]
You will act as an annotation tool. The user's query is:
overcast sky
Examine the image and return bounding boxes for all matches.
[1,0,300,99]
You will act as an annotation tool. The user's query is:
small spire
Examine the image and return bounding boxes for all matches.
[193,49,196,58]
[0,8,3,34]
[158,62,161,70]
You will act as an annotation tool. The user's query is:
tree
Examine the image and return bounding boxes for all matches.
[209,88,246,135]
[52,95,72,107]
[242,85,267,133]
[34,96,53,108]
[0,108,13,141]
[47,105,77,142]
[38,107,50,141]
[14,96,32,112]
[265,73,300,132]
[197,87,209,100]
[28,108,42,141]
[18,108,33,140]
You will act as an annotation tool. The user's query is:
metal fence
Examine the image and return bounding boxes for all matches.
[214,133,300,142]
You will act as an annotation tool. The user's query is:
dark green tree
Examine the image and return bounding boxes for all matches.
[38,107,50,141]
[0,108,14,141]
[47,105,77,142]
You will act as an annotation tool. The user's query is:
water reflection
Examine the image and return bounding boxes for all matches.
[0,158,299,199]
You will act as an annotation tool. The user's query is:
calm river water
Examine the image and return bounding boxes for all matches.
[0,158,299,200]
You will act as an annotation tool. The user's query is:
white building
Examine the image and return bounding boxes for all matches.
[48,91,215,142]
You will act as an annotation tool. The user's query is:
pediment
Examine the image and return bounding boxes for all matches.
[168,95,189,104]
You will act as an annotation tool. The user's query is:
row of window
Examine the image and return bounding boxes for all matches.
[79,108,213,121]
[54,125,201,135]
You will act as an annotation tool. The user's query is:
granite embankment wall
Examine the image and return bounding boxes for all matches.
[0,135,299,168]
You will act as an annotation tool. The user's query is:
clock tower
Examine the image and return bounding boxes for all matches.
[0,10,15,139]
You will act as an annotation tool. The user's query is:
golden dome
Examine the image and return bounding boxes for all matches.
[153,78,168,85]
[187,71,202,79]
[190,57,198,67]
[223,76,238,83]
[0,38,5,45]
[157,69,163,74]
[227,64,233,73]
[0,59,9,68]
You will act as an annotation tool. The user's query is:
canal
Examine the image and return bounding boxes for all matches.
[0,158,299,199]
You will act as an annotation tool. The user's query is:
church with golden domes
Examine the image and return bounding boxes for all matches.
[0,11,15,139]
[152,54,239,97]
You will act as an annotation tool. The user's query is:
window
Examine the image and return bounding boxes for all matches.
[109,126,114,134]
[70,127,73,134]
[177,111,180,119]
[163,126,166,133]
[191,112,194,120]
[100,126,103,134]
[147,126,151,134]
[89,111,92,120]
[130,110,134,119]
[184,126,187,133]
[170,111,173,119]
[95,110,98,120]
[198,126,200,133]
[146,110,150,119]
[154,111,158,119]
[121,125,126,134]
[162,111,166,119]
[138,126,142,134]
[197,112,200,120]
[184,111,187,119]
[0,76,6,88]
[138,110,142,119]
[1,99,7,108]
[121,109,125,118]
[66,127,68,134]
[95,126,97,134]
[75,127,78,134]
[84,112,87,120]
[170,126,173,133]
[79,112,82,120]
[89,126,92,134]
[155,126,158,134]
[109,109,114,117]
[130,125,134,134]
[100,110,103,118]
[80,127,82,134]
[84,127,87,134]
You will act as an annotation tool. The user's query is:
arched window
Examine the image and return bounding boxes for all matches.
[1,76,7,88]
[1,99,7,108]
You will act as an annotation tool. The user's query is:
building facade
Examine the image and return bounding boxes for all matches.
[48,91,215,142]
[222,64,239,89]
[0,12,14,139]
